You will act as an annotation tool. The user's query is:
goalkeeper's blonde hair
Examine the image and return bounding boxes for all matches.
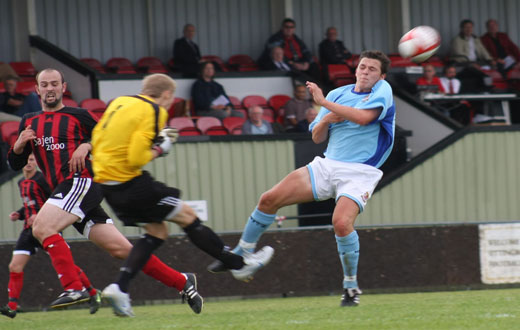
[141,74,177,98]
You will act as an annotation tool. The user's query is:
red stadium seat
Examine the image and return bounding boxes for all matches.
[80,58,106,73]
[136,57,168,73]
[80,98,107,111]
[168,97,187,119]
[169,117,201,136]
[106,57,136,74]
[222,117,246,135]
[228,54,259,72]
[0,121,20,146]
[227,95,242,109]
[15,81,36,95]
[262,108,275,123]
[89,108,105,120]
[346,54,360,70]
[242,95,268,109]
[268,94,291,115]
[62,98,79,108]
[196,117,228,135]
[388,53,418,67]
[327,64,355,87]
[9,62,36,80]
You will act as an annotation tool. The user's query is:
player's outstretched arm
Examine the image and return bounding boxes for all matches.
[306,82,380,125]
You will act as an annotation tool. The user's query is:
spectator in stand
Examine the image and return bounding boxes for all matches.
[480,19,520,75]
[283,85,313,132]
[173,24,201,77]
[258,18,321,84]
[319,27,352,67]
[261,46,292,72]
[295,107,318,133]
[437,64,472,125]
[242,106,273,135]
[416,64,445,94]
[450,19,495,93]
[439,65,461,94]
[191,62,244,120]
[0,76,41,123]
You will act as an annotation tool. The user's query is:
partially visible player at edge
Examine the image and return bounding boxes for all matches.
[90,73,273,317]
[7,69,205,314]
[1,154,100,318]
[208,50,395,307]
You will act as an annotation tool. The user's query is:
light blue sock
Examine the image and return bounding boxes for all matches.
[232,208,275,256]
[336,231,360,289]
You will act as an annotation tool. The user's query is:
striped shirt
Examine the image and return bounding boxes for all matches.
[8,107,97,190]
[17,171,51,229]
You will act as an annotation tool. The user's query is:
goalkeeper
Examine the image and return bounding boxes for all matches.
[91,74,272,317]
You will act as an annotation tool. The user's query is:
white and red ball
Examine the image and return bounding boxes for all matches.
[398,26,441,63]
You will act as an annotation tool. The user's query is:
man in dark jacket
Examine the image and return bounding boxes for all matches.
[258,18,321,83]
[480,19,520,74]
[173,24,201,77]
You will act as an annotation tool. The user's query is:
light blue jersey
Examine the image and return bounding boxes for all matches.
[309,80,395,168]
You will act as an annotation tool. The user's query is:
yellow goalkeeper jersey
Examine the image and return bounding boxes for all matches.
[91,94,168,183]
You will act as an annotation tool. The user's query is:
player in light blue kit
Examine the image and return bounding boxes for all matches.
[209,50,395,306]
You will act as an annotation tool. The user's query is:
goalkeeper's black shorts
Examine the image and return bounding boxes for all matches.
[100,171,182,226]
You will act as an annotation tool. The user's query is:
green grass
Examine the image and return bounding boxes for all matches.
[2,288,519,329]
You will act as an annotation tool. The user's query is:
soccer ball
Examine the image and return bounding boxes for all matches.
[398,26,441,63]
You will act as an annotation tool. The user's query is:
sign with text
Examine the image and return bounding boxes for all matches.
[479,223,520,284]
[184,200,208,221]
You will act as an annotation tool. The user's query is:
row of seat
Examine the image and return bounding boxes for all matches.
[80,54,260,74]
[169,116,245,136]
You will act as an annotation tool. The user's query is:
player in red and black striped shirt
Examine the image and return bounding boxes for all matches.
[1,154,100,318]
[8,68,196,311]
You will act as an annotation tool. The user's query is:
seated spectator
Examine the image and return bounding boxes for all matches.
[295,107,318,133]
[258,18,321,84]
[480,19,520,75]
[242,106,273,135]
[416,64,445,94]
[191,62,244,120]
[173,24,201,77]
[450,19,495,92]
[0,76,41,123]
[283,85,313,131]
[319,27,352,67]
[436,65,472,125]
[261,46,292,72]
[439,65,461,94]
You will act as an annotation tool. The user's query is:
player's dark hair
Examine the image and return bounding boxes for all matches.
[359,50,391,74]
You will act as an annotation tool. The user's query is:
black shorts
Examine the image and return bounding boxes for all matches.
[14,227,42,256]
[46,175,104,221]
[72,205,114,237]
[101,171,182,226]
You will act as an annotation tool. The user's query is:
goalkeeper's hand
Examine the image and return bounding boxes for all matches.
[152,127,179,157]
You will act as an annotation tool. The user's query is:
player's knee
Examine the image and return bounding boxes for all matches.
[258,191,279,211]
[8,261,23,273]
[110,246,131,260]
[332,216,355,235]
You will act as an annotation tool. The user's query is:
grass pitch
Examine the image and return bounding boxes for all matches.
[2,288,519,329]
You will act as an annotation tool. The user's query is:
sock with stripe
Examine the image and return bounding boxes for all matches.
[142,254,186,291]
[75,266,97,296]
[7,272,23,310]
[42,234,83,291]
[336,231,360,289]
[232,208,275,256]
[117,234,164,293]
